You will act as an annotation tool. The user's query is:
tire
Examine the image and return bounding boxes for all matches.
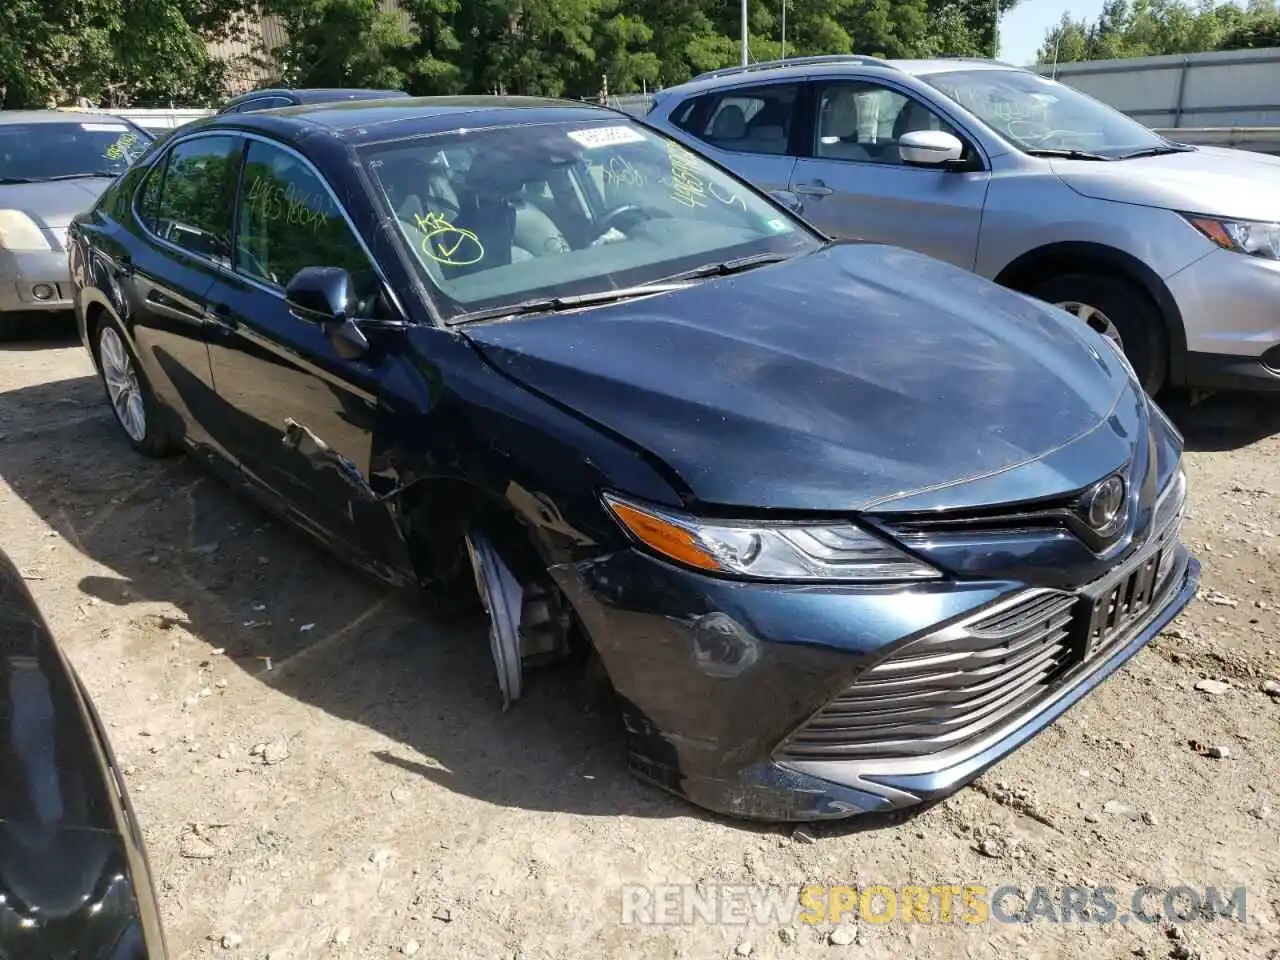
[94,317,177,457]
[1028,273,1168,394]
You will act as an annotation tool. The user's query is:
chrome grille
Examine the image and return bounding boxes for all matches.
[779,591,1077,761]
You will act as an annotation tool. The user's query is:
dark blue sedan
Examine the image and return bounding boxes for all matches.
[66,96,1198,821]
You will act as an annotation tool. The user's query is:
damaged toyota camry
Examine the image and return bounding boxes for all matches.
[67,97,1198,822]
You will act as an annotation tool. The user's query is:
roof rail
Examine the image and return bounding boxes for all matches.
[690,54,897,83]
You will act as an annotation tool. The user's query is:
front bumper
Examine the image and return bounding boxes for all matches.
[1167,247,1280,389]
[554,512,1198,822]
[0,249,74,314]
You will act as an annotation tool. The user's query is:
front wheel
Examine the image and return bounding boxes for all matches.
[1029,273,1168,394]
[95,319,177,457]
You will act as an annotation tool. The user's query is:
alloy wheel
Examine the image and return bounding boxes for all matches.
[1056,300,1124,350]
[99,326,147,443]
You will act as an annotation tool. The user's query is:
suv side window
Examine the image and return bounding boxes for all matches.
[233,139,378,299]
[148,135,238,264]
[813,81,967,166]
[687,83,799,156]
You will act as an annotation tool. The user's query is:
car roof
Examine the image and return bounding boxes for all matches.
[195,95,625,146]
[223,87,411,107]
[657,56,1026,98]
[0,109,138,125]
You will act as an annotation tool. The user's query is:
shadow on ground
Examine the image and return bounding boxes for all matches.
[1161,389,1280,452]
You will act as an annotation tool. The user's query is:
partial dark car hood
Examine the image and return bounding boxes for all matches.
[1,551,161,959]
[464,243,1133,512]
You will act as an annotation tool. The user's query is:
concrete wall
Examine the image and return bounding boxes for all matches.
[1034,46,1280,129]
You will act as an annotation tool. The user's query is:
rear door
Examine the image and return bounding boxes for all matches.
[664,80,802,193]
[788,78,991,270]
[202,135,406,569]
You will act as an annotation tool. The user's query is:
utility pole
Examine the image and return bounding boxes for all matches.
[993,0,1000,59]
[781,0,786,60]
[741,0,749,66]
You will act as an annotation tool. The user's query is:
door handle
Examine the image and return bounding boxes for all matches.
[202,303,236,331]
[792,183,833,197]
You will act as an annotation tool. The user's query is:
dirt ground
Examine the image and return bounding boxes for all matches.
[1,337,1278,960]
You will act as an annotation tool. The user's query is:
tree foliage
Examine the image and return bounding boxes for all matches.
[1038,0,1280,65]
[0,0,245,107]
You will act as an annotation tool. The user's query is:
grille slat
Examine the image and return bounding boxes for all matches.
[780,593,1076,761]
[805,651,1063,734]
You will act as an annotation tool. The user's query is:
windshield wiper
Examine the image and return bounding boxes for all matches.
[1115,145,1194,160]
[35,171,122,182]
[453,281,692,324]
[0,176,36,184]
[1023,148,1111,161]
[664,252,792,281]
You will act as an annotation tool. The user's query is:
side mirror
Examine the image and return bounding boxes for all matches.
[898,130,965,167]
[285,266,369,360]
[768,189,804,214]
[285,266,355,322]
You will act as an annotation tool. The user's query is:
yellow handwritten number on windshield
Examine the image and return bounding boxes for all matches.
[414,212,484,266]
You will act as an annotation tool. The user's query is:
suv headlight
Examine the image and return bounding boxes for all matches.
[1186,214,1280,260]
[603,493,940,582]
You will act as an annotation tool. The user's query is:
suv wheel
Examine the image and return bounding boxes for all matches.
[1029,273,1168,394]
[95,319,177,457]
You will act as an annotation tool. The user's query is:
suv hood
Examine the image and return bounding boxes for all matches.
[465,243,1133,512]
[1053,146,1280,221]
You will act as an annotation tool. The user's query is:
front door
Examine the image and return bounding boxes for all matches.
[203,136,405,572]
[789,79,991,270]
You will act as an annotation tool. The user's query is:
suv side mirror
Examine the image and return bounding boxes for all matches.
[285,266,369,359]
[898,130,965,167]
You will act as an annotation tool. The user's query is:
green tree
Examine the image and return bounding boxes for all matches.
[263,0,415,89]
[0,0,244,108]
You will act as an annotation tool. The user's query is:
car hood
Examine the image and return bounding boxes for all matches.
[1052,145,1280,221]
[0,178,112,232]
[0,551,162,957]
[464,243,1133,512]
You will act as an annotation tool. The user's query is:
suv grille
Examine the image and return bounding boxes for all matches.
[778,591,1076,761]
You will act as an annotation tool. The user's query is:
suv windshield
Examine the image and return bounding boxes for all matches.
[0,120,152,183]
[360,119,818,319]
[922,69,1171,158]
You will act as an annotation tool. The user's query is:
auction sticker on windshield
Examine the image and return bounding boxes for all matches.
[568,126,647,149]
[80,122,129,132]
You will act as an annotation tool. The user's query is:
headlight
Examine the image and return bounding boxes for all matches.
[0,209,52,252]
[1186,214,1280,260]
[602,493,940,582]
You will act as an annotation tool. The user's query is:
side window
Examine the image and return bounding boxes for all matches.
[689,83,798,156]
[669,96,703,133]
[150,136,237,264]
[814,82,964,166]
[234,139,376,295]
[134,155,168,228]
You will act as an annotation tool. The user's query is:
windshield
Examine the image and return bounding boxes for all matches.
[359,119,818,319]
[0,120,152,182]
[922,69,1169,158]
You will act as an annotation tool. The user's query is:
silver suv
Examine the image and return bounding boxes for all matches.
[645,55,1280,394]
